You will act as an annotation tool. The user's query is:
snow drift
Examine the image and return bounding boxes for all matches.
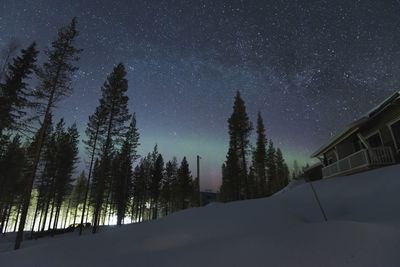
[1,164,400,266]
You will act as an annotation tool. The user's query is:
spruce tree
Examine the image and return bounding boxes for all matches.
[275,148,286,191]
[220,91,252,201]
[253,112,268,197]
[227,91,252,199]
[114,115,139,226]
[150,153,163,219]
[0,42,38,134]
[15,18,81,249]
[177,157,192,210]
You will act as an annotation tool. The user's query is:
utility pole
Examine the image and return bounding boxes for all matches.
[197,155,201,206]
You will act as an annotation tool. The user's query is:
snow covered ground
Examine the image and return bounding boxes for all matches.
[1,164,400,266]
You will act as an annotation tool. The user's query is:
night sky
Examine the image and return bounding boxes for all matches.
[1,0,400,190]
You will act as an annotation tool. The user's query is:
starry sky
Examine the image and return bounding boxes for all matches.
[1,0,400,190]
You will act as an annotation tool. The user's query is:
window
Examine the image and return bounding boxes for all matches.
[366,132,382,148]
[389,119,400,151]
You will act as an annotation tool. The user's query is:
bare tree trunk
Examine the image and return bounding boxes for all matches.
[93,106,114,233]
[63,198,71,229]
[0,203,9,234]
[73,203,78,226]
[40,199,50,232]
[52,202,62,235]
[4,204,12,233]
[37,206,44,234]
[79,127,99,235]
[30,196,41,236]
[48,199,55,231]
[13,203,22,232]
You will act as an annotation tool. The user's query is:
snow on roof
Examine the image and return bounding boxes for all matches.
[364,90,400,117]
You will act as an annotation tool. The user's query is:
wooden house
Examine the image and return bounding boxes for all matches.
[311,91,400,178]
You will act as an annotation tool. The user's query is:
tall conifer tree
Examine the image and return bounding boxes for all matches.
[0,42,38,134]
[15,18,81,250]
[92,63,131,233]
[177,157,192,210]
[221,91,252,200]
[253,112,268,197]
[79,105,107,235]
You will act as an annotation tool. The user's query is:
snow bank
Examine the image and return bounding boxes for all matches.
[2,164,400,266]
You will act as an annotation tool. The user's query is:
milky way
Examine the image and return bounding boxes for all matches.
[1,0,400,190]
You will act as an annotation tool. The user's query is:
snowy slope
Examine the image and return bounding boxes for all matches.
[2,165,400,266]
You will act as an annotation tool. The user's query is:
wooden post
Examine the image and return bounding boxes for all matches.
[308,180,328,222]
[197,155,201,206]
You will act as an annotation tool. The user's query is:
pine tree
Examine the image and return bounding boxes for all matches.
[92,63,131,233]
[253,112,268,197]
[15,18,81,250]
[223,91,253,200]
[0,42,38,134]
[150,152,163,219]
[79,105,107,235]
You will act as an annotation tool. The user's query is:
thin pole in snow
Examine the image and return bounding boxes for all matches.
[197,155,201,206]
[308,180,328,222]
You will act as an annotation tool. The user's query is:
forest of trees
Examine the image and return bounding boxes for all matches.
[219,91,291,202]
[0,18,200,250]
[0,18,297,251]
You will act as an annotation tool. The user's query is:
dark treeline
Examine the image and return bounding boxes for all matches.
[219,91,290,202]
[0,18,200,250]
[0,17,294,251]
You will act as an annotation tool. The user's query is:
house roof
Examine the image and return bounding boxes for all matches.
[311,90,400,158]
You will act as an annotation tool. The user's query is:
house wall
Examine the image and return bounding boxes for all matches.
[359,101,400,161]
[336,134,360,159]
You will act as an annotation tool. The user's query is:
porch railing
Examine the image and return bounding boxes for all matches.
[322,146,395,178]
